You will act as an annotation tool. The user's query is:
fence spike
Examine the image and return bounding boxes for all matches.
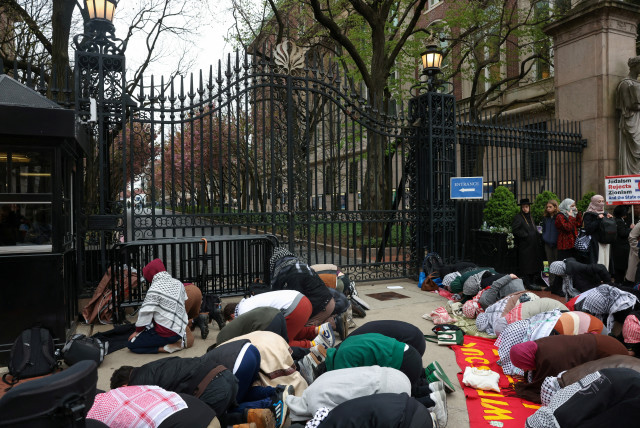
[217,59,223,86]
[37,67,47,96]
[139,74,145,104]
[198,69,204,97]
[226,53,232,80]
[26,62,33,88]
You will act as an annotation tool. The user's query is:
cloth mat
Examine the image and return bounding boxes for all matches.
[451,335,539,428]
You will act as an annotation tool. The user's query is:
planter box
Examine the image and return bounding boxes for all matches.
[470,230,518,273]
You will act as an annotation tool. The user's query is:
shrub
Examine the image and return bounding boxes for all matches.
[576,191,596,214]
[532,190,560,224]
[483,186,519,229]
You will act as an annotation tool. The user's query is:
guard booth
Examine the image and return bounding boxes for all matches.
[0,74,88,364]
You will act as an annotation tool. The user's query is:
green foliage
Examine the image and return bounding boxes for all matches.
[532,190,560,224]
[577,191,596,214]
[483,186,519,229]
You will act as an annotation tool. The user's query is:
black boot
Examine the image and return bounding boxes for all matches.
[211,304,226,330]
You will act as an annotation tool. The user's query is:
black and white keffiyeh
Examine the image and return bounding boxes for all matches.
[269,247,298,281]
[575,284,637,331]
[305,407,330,428]
[136,271,188,339]
[549,261,580,298]
[496,310,562,376]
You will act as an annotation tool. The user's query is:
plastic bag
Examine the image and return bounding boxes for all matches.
[462,367,500,392]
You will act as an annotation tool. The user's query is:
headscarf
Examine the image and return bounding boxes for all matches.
[558,199,575,218]
[623,314,640,344]
[510,341,538,371]
[269,247,298,283]
[143,258,166,283]
[586,194,605,214]
[549,261,580,298]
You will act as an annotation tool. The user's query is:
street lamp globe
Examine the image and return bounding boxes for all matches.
[85,0,118,31]
[421,43,443,75]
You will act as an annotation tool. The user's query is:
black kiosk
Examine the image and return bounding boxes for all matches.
[0,74,87,364]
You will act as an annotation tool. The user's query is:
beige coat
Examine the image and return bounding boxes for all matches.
[626,221,640,282]
[226,331,308,395]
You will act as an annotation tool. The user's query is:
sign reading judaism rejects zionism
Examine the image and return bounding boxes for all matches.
[605,175,640,205]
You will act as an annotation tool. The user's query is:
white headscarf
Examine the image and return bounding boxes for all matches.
[558,199,575,218]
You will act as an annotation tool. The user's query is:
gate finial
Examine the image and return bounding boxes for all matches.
[274,40,306,75]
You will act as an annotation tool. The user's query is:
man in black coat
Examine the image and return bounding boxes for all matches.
[110,351,238,417]
[564,257,611,293]
[512,198,543,290]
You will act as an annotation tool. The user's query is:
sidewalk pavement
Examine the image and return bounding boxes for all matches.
[23,280,473,427]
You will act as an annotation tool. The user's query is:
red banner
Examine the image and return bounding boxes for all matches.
[451,336,540,428]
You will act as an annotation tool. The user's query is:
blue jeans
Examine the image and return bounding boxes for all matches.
[127,328,180,354]
[230,345,275,412]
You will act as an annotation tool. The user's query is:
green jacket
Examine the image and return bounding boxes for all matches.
[216,306,281,345]
[325,332,405,371]
[449,267,496,294]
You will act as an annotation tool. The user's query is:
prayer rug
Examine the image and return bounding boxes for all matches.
[452,335,540,428]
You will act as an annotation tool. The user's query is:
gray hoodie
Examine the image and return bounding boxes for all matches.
[286,365,411,421]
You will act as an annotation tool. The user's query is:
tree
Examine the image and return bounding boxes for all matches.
[430,0,562,121]
[229,0,430,236]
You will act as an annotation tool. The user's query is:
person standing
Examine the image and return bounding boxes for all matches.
[612,205,633,283]
[542,199,559,287]
[555,199,583,261]
[583,194,613,267]
[512,198,543,290]
[626,216,640,285]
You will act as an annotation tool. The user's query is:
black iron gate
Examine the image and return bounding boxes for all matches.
[119,43,416,281]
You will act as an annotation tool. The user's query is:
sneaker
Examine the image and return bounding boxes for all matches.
[429,381,447,404]
[309,344,327,364]
[426,361,455,393]
[298,354,319,385]
[272,384,294,428]
[346,305,357,329]
[313,323,335,348]
[246,408,276,428]
[198,313,209,339]
[162,341,184,353]
[429,389,448,427]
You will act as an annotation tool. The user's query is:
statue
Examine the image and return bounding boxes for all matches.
[617,56,640,175]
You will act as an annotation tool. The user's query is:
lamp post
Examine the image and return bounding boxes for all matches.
[420,42,444,93]
[408,38,457,275]
[74,0,127,281]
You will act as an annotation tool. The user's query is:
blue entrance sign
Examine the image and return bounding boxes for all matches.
[450,177,483,199]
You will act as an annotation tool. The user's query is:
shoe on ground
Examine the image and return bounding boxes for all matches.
[429,389,448,427]
[198,313,209,339]
[246,408,276,428]
[429,381,447,404]
[346,305,357,329]
[272,384,294,428]
[351,293,370,309]
[350,299,367,318]
[298,354,319,385]
[426,361,455,393]
[313,323,335,348]
[162,341,184,353]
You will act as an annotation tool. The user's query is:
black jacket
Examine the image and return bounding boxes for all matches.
[272,263,332,317]
[512,212,542,275]
[612,217,631,276]
[564,257,611,292]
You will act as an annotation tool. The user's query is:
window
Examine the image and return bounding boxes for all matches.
[0,150,53,252]
[534,1,552,80]
[429,0,441,8]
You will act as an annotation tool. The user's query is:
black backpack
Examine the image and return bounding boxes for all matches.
[2,327,58,386]
[60,334,108,367]
[423,252,444,277]
[599,217,617,244]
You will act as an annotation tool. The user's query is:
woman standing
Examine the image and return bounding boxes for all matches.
[612,205,632,283]
[512,198,543,290]
[555,199,582,261]
[541,199,559,267]
[583,194,613,267]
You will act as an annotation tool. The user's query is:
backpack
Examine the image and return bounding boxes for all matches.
[60,334,108,367]
[2,327,58,386]
[599,217,617,244]
[423,252,444,277]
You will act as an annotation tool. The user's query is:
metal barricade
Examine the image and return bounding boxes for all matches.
[108,234,279,322]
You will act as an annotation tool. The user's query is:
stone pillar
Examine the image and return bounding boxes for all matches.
[545,0,640,196]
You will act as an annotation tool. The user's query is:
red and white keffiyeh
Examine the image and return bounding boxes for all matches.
[87,385,187,428]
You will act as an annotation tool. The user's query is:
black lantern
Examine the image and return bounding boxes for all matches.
[420,42,444,93]
[85,0,118,32]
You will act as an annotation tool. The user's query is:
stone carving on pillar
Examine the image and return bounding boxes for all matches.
[617,56,640,175]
